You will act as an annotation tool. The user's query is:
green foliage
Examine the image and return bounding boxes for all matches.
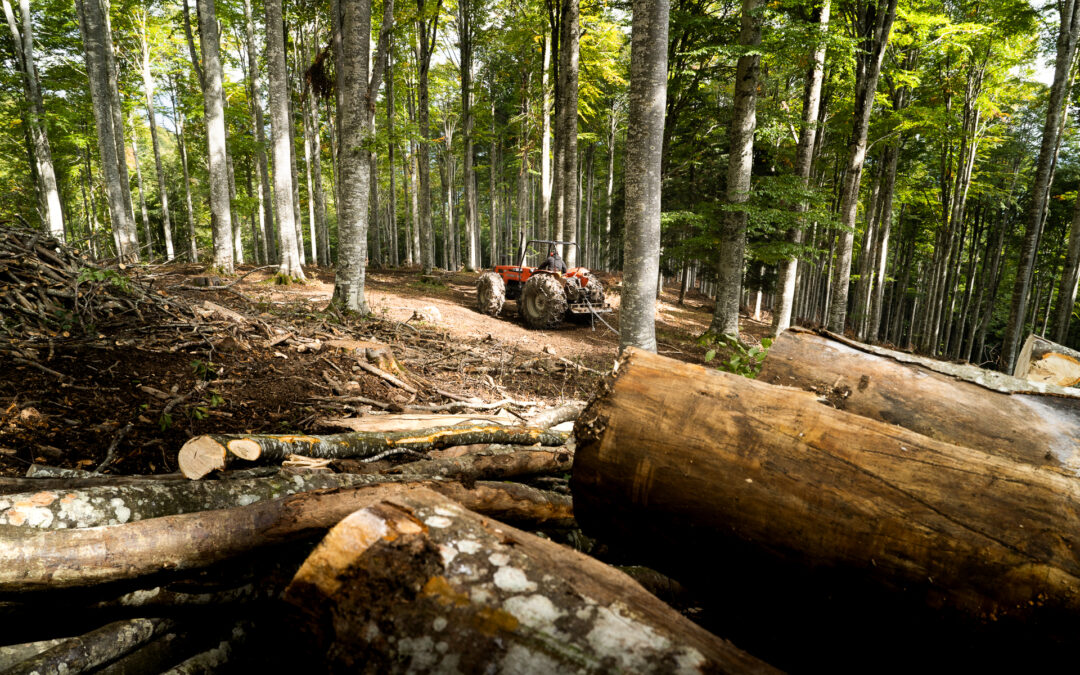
[701,335,773,378]
[77,267,132,294]
[190,359,219,381]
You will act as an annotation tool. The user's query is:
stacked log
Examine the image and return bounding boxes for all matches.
[572,346,1080,669]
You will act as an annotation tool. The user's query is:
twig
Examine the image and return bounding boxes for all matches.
[354,360,419,394]
[94,422,134,473]
[557,356,606,376]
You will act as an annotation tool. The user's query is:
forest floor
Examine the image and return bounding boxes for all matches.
[0,258,770,477]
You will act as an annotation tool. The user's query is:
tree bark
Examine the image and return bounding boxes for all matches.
[415,1,441,273]
[75,0,138,261]
[709,0,763,338]
[3,619,173,675]
[242,0,276,264]
[2,0,64,240]
[283,487,776,673]
[555,0,580,266]
[619,0,668,352]
[137,13,175,260]
[826,0,897,333]
[129,116,153,256]
[573,346,1080,636]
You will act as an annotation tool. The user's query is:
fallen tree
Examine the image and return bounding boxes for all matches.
[178,424,569,479]
[1013,333,1080,387]
[572,347,1080,627]
[282,486,775,673]
[757,328,1080,472]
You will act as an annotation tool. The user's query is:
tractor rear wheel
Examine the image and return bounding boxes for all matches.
[520,274,567,328]
[476,272,506,316]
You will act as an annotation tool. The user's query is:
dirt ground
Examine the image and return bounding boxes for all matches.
[0,262,768,477]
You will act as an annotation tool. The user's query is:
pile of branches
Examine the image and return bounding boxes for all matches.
[0,227,193,360]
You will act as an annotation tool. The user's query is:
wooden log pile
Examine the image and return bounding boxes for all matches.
[572,335,1080,670]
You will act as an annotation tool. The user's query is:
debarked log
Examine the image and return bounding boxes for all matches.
[282,487,775,674]
[758,328,1080,472]
[0,482,575,592]
[179,425,570,479]
[572,347,1080,623]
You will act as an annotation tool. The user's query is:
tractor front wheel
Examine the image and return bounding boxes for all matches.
[520,274,567,328]
[476,272,506,316]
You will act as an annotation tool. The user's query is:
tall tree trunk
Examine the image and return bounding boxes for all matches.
[541,29,553,241]
[136,12,174,260]
[771,0,830,336]
[101,0,136,238]
[386,48,398,266]
[333,0,394,310]
[75,0,138,260]
[300,27,320,267]
[129,115,153,256]
[459,0,479,271]
[826,0,897,332]
[709,0,763,338]
[1001,0,1080,369]
[556,0,580,266]
[604,103,617,271]
[169,75,198,262]
[415,2,440,273]
[243,0,276,264]
[1052,189,1080,342]
[2,0,64,240]
[265,0,303,278]
[196,0,235,273]
[620,0,668,351]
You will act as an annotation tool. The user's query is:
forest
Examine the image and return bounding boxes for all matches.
[2,0,1080,367]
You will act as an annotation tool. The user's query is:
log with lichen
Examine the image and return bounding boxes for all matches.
[178,425,569,479]
[281,486,776,674]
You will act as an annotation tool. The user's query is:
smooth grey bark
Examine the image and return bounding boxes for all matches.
[386,48,398,266]
[1052,195,1080,342]
[2,0,64,240]
[265,0,304,278]
[101,0,137,238]
[604,101,618,271]
[620,0,668,352]
[300,29,319,268]
[136,13,175,260]
[196,0,235,273]
[333,0,394,311]
[541,29,553,240]
[228,154,245,264]
[771,0,830,336]
[242,0,277,264]
[75,0,138,260]
[826,0,897,333]
[556,0,580,266]
[459,0,479,270]
[415,1,440,273]
[709,0,763,338]
[1001,0,1080,368]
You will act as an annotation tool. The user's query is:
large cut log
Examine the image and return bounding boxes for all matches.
[1013,333,1080,387]
[572,347,1080,661]
[758,328,1080,472]
[0,481,575,592]
[179,425,569,479]
[1,466,279,496]
[282,486,774,673]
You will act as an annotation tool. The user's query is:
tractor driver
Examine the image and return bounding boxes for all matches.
[537,249,567,274]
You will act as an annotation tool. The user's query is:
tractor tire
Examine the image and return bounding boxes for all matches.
[520,273,568,328]
[568,275,606,324]
[476,272,506,316]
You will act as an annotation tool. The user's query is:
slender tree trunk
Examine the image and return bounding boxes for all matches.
[386,48,398,267]
[75,0,138,260]
[604,104,617,271]
[136,13,174,260]
[415,2,440,273]
[196,0,235,273]
[1052,190,1080,342]
[299,28,320,268]
[826,0,898,332]
[169,75,198,262]
[709,0,763,338]
[620,0,669,351]
[101,0,136,238]
[459,0,479,271]
[265,0,303,278]
[242,0,276,264]
[1002,0,1080,369]
[771,0,830,336]
[2,0,64,240]
[129,115,153,256]
[540,30,553,241]
[555,0,580,266]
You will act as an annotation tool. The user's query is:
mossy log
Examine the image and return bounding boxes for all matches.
[282,487,775,673]
[572,347,1080,625]
[758,328,1080,472]
[179,425,569,479]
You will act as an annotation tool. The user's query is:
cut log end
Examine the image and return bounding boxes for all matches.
[178,437,228,480]
[226,438,263,461]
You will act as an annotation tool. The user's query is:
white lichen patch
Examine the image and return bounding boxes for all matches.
[432,616,448,632]
[425,515,454,529]
[120,587,162,606]
[493,566,536,593]
[673,646,708,672]
[110,498,131,524]
[434,505,459,517]
[396,635,438,670]
[504,594,565,636]
[439,544,458,566]
[456,539,482,555]
[488,552,511,567]
[585,603,672,672]
[4,505,54,528]
[470,585,494,605]
[363,621,381,642]
[236,494,260,506]
[501,642,564,675]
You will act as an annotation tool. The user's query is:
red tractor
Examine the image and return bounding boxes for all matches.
[475,240,612,328]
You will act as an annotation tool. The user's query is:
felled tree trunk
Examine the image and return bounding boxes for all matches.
[282,487,774,673]
[572,347,1080,626]
[758,328,1080,472]
[0,482,572,592]
[1013,333,1080,387]
[179,425,569,479]
[370,444,574,481]
[4,618,172,675]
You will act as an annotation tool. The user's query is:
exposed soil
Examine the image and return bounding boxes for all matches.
[1,262,766,477]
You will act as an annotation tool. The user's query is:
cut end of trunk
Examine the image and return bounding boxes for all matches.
[178,436,228,480]
[226,438,263,461]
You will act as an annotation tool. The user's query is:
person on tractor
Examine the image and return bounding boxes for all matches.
[537,249,567,274]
